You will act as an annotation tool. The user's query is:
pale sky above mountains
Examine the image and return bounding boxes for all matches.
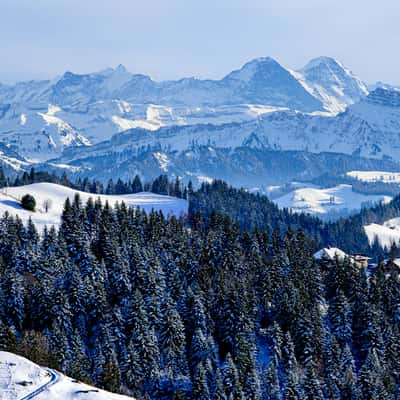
[1,0,399,84]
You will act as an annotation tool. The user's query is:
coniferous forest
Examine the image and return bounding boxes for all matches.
[0,172,399,399]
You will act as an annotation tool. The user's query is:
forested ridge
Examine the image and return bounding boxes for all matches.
[191,180,400,257]
[0,183,398,399]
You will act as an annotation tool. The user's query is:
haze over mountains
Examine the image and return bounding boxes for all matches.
[0,55,399,187]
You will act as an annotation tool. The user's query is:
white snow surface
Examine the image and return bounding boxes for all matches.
[313,247,348,261]
[347,170,400,183]
[274,184,391,216]
[0,351,132,400]
[0,183,188,232]
[364,217,400,248]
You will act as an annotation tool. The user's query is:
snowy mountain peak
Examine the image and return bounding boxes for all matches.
[224,56,285,82]
[301,56,346,72]
[298,56,368,113]
[222,56,324,111]
[115,63,128,73]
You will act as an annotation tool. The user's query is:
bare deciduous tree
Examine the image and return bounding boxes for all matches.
[42,198,53,213]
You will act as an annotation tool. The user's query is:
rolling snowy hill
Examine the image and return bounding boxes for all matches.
[273,184,391,219]
[364,217,400,248]
[0,183,188,232]
[0,351,132,400]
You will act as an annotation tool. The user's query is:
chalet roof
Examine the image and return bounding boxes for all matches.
[313,247,347,261]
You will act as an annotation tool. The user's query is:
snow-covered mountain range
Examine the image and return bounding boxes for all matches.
[1,56,400,188]
[0,56,366,160]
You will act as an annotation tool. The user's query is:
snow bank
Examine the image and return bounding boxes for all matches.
[0,182,188,232]
[0,351,132,399]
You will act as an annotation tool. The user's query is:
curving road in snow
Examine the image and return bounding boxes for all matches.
[18,368,59,400]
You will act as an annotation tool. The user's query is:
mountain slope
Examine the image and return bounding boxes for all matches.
[222,57,323,111]
[0,351,132,400]
[53,87,400,164]
[298,56,368,113]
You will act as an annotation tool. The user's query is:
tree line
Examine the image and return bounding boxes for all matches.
[0,167,187,198]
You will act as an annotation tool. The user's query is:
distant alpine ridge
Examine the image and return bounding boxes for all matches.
[0,55,399,187]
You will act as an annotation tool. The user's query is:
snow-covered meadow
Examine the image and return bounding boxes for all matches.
[0,183,188,232]
[274,184,391,218]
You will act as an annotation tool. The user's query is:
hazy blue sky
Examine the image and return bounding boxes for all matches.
[1,0,399,84]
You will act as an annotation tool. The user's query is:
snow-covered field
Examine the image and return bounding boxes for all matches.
[0,351,132,400]
[364,217,400,248]
[0,183,188,232]
[347,170,400,183]
[274,184,391,217]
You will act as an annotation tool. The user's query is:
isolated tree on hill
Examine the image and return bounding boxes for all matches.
[21,193,36,211]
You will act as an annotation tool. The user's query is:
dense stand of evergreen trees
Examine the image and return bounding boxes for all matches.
[190,180,400,258]
[3,166,400,257]
[0,167,186,198]
[0,192,398,398]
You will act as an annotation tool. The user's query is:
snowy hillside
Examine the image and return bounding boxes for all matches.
[347,170,400,183]
[0,144,29,174]
[364,217,400,248]
[274,184,391,218]
[0,351,132,400]
[0,183,188,231]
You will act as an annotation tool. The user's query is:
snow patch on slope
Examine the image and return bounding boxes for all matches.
[38,104,91,146]
[0,151,30,172]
